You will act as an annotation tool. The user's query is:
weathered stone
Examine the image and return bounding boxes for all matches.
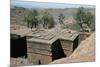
[26,29,79,64]
[11,27,79,64]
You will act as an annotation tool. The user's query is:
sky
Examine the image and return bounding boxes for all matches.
[11,0,95,9]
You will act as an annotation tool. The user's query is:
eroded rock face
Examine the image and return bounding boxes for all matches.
[50,33,95,64]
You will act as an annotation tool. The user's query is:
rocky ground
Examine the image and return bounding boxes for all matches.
[10,58,33,67]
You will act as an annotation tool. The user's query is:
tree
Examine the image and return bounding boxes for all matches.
[84,11,94,28]
[41,12,55,29]
[58,13,65,27]
[24,14,32,28]
[90,15,95,31]
[75,7,94,32]
[75,7,86,31]
[31,9,39,28]
[24,9,39,29]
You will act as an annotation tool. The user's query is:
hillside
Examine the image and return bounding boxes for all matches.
[10,7,95,24]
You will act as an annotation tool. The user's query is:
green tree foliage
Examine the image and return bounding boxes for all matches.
[24,11,55,29]
[75,7,86,31]
[41,12,55,29]
[90,16,95,31]
[75,7,94,32]
[58,13,65,26]
[85,11,94,28]
[24,9,39,29]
